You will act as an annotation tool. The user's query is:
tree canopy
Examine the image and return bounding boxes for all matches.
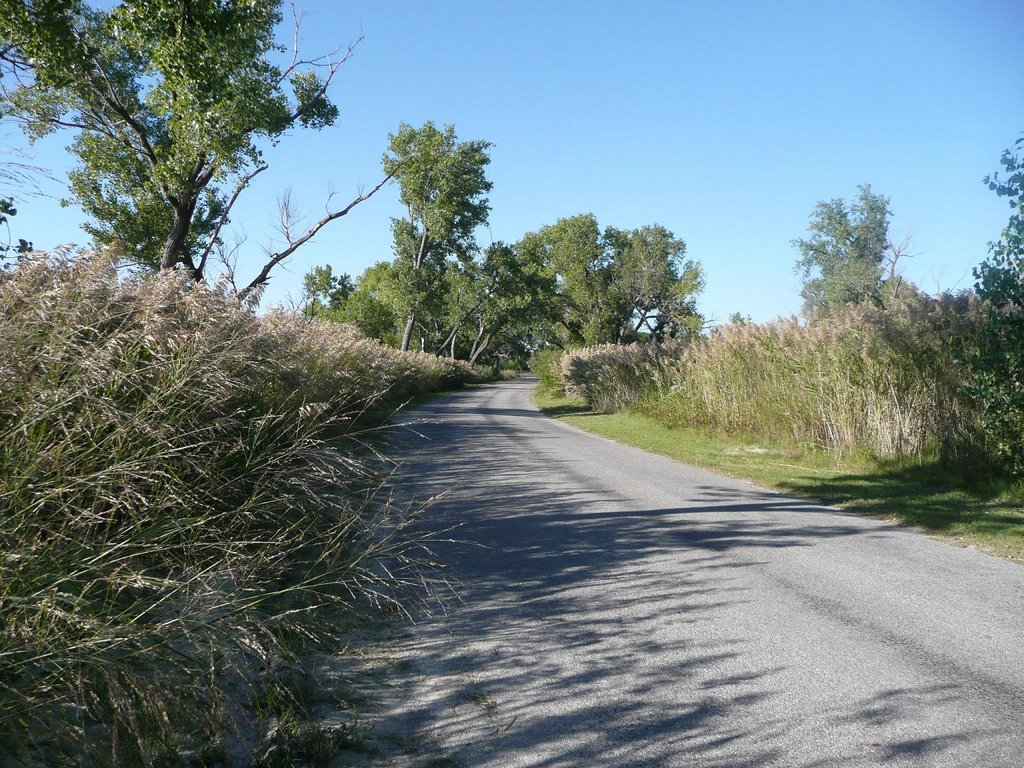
[532,214,704,346]
[0,0,377,292]
[382,121,492,351]
[308,209,704,365]
[793,184,891,315]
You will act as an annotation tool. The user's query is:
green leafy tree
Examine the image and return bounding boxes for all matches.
[971,136,1024,473]
[340,261,406,345]
[793,184,891,315]
[535,214,619,345]
[382,121,492,351]
[435,241,559,364]
[481,240,561,364]
[530,215,703,346]
[0,1,385,292]
[605,224,704,341]
[301,264,353,319]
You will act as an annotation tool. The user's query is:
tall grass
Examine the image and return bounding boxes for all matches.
[527,347,565,394]
[558,341,684,413]
[557,291,986,462]
[0,253,474,765]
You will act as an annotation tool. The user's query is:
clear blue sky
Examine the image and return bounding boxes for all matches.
[5,0,1024,322]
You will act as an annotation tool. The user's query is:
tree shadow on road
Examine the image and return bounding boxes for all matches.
[355,380,1009,767]
[774,461,1024,559]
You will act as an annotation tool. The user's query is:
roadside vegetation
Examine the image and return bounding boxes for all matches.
[530,153,1024,561]
[0,253,484,764]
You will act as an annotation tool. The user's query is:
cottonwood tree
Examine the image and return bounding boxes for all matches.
[535,214,620,345]
[605,224,704,341]
[301,263,352,319]
[0,0,387,293]
[793,184,891,315]
[434,241,558,364]
[307,238,557,366]
[382,121,492,351]
[530,214,704,346]
[341,261,405,345]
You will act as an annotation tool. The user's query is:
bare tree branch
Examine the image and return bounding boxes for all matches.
[287,37,361,125]
[238,173,393,300]
[212,232,248,297]
[196,164,268,278]
[286,0,303,74]
[274,187,302,244]
[883,232,915,301]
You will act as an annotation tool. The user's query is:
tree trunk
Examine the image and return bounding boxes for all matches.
[450,329,457,358]
[469,319,490,364]
[400,227,430,352]
[160,199,198,275]
[414,227,429,269]
[469,333,490,365]
[434,326,459,357]
[400,313,415,352]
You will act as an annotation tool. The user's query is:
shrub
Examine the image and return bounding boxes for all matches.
[970,137,1024,474]
[528,347,566,394]
[550,292,987,463]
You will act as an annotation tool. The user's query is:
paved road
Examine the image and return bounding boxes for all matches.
[371,377,1024,767]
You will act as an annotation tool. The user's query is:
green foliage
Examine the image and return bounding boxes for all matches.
[0,252,476,763]
[971,135,1024,474]
[329,260,408,345]
[322,125,558,365]
[438,240,560,364]
[529,348,566,394]
[383,122,492,252]
[535,214,614,344]
[606,223,704,341]
[301,263,353,318]
[313,237,559,367]
[530,214,704,346]
[382,121,492,350]
[0,197,32,259]
[332,208,701,363]
[1,1,344,276]
[794,184,891,315]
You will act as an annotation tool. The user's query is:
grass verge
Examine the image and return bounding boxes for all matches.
[533,388,1024,562]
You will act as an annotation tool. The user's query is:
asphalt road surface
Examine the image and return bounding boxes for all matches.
[370,377,1024,767]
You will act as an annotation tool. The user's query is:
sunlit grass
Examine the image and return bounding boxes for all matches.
[534,388,1024,562]
[0,252,481,765]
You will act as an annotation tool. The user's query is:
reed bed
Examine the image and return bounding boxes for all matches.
[557,292,985,462]
[0,253,474,766]
[558,341,684,413]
